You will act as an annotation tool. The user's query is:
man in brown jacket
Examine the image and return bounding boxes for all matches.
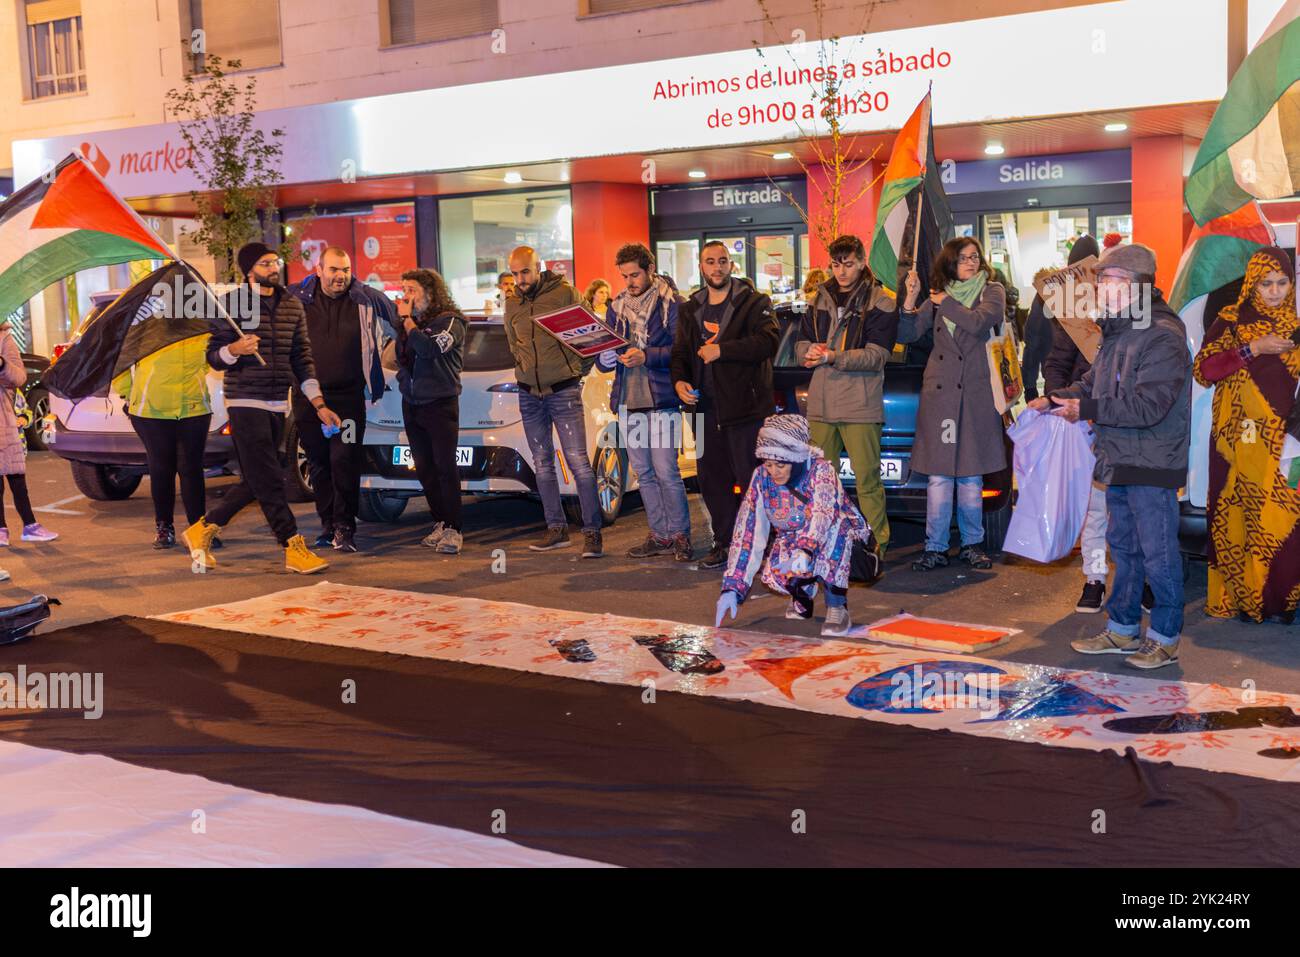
[504,246,603,557]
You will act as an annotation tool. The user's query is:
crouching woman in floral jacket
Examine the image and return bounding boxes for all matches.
[715,414,868,637]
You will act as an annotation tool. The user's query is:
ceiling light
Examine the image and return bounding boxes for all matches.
[984,144,1005,156]
[772,152,793,160]
[1105,122,1128,132]
[504,171,522,184]
[687,169,707,179]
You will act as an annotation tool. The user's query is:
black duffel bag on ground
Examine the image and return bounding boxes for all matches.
[0,595,59,646]
[849,532,883,584]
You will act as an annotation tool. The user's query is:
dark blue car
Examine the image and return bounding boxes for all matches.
[770,302,1016,552]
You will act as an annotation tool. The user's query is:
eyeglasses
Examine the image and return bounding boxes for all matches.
[956,254,981,265]
[255,257,283,268]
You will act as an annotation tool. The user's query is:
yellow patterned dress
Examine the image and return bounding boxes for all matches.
[1192,250,1300,621]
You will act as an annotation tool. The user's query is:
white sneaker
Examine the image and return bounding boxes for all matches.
[421,522,447,548]
[821,606,852,637]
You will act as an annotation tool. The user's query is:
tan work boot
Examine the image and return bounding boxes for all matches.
[285,534,329,574]
[181,517,220,570]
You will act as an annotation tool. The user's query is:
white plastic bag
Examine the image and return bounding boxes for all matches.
[1003,408,1096,563]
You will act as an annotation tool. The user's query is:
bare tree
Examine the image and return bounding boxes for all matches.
[164,55,313,282]
[753,0,886,249]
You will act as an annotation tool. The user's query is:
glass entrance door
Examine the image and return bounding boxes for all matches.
[754,232,797,301]
[983,207,1090,306]
[655,237,700,293]
[655,228,806,297]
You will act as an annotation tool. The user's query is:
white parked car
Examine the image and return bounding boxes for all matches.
[47,290,239,500]
[342,317,699,525]
[48,304,698,521]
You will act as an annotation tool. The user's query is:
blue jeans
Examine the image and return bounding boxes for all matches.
[1104,485,1183,645]
[925,474,984,552]
[518,384,602,532]
[621,409,690,539]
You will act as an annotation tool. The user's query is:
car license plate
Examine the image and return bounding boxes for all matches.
[393,446,474,468]
[839,457,906,484]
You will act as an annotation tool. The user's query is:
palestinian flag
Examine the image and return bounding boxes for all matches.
[1185,0,1300,224]
[44,261,212,400]
[868,92,953,293]
[0,153,172,319]
[1170,201,1277,510]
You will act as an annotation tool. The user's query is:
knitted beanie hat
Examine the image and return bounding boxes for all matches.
[755,414,823,463]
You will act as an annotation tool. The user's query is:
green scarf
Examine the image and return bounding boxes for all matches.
[940,272,987,335]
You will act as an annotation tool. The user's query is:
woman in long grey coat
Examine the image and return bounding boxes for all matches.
[898,237,1007,571]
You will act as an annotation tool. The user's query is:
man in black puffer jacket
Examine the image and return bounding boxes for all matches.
[181,242,341,575]
[671,241,779,568]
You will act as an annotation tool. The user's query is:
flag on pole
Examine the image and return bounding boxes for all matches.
[1185,0,1300,224]
[1169,200,1277,313]
[868,91,953,293]
[0,153,173,320]
[44,261,215,400]
[1170,200,1277,509]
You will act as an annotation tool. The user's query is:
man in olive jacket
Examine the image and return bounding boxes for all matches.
[504,246,603,558]
[794,234,898,555]
[671,241,780,568]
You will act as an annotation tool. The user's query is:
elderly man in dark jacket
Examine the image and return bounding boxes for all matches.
[671,240,779,569]
[1034,243,1191,670]
[182,242,340,575]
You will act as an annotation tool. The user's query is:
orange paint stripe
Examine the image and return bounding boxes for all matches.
[870,618,1009,646]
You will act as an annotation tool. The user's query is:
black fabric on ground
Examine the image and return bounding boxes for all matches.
[4,616,1299,867]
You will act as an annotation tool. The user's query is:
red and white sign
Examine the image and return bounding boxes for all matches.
[534,305,627,358]
[354,204,417,293]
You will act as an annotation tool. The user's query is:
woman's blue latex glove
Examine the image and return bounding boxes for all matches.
[715,591,739,627]
[790,550,813,577]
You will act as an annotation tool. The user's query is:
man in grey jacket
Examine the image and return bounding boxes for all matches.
[794,235,898,555]
[1031,243,1191,670]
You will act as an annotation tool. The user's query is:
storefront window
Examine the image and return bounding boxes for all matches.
[984,207,1091,305]
[286,202,417,295]
[439,189,572,313]
[754,233,796,301]
[656,238,699,293]
[1097,213,1134,248]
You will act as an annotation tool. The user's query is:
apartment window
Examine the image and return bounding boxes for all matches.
[25,0,86,99]
[182,0,282,74]
[579,0,695,15]
[381,0,498,47]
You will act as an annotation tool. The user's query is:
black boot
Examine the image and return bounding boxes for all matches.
[153,522,176,549]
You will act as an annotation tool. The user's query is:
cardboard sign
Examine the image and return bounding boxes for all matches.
[533,304,628,358]
[1034,255,1101,362]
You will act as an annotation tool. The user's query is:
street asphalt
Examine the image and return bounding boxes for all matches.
[6,449,1299,696]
